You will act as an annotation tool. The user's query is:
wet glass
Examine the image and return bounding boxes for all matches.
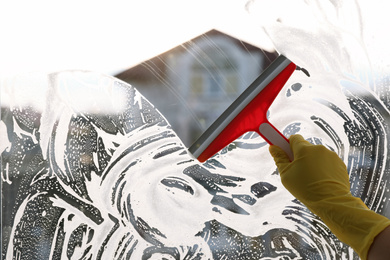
[2,1,390,259]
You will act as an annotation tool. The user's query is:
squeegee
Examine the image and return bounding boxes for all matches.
[189,55,308,162]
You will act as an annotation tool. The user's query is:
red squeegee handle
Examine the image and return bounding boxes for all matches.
[226,60,295,161]
[193,56,296,162]
[232,60,295,161]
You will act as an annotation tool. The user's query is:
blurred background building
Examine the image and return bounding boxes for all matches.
[116,29,276,146]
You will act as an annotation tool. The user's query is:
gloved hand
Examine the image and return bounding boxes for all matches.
[269,134,390,260]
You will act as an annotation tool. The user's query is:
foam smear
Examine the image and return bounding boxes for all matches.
[2,1,390,260]
[1,71,333,259]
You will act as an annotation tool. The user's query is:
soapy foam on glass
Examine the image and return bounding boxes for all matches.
[2,0,390,259]
[2,71,329,259]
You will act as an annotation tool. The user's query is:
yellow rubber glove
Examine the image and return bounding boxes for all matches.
[269,134,390,260]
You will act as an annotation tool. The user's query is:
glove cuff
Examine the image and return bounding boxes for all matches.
[307,196,390,259]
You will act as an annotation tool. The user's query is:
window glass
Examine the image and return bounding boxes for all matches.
[190,75,204,95]
[1,1,390,259]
